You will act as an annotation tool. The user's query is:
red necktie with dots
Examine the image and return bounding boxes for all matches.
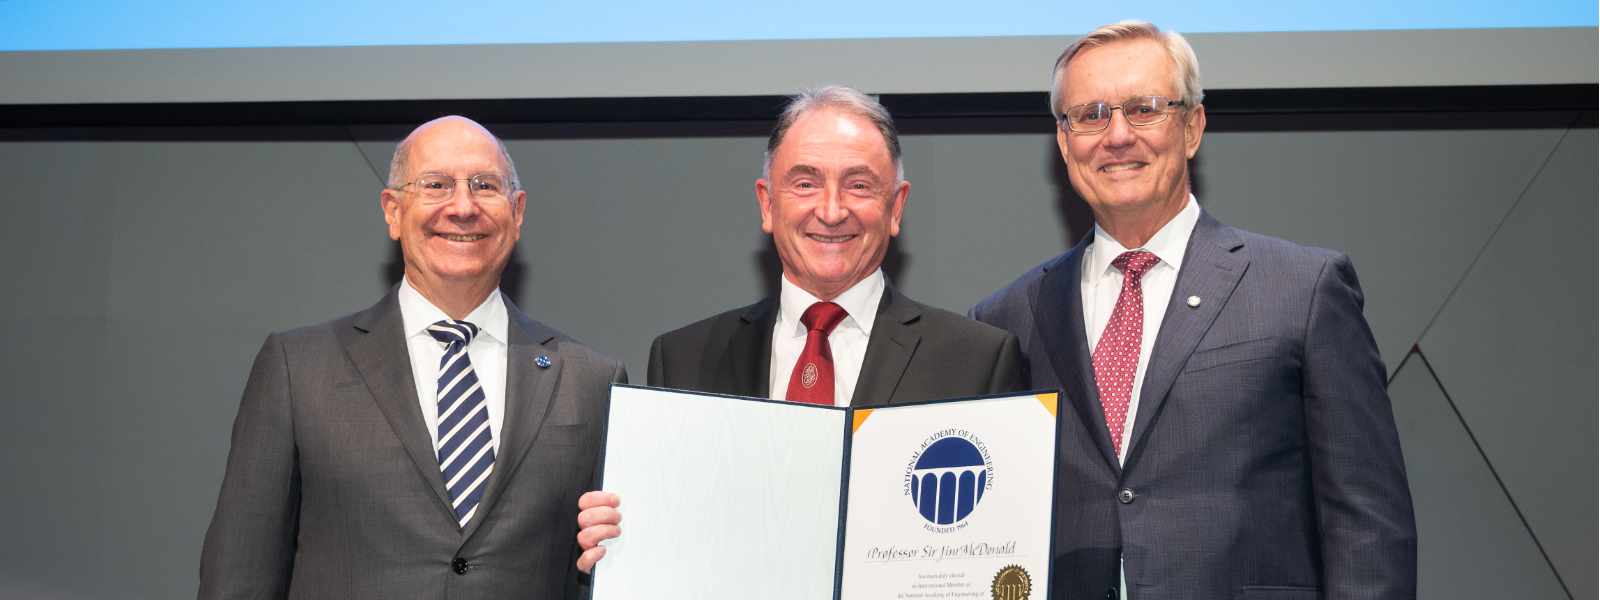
[785,302,849,406]
[1091,250,1160,457]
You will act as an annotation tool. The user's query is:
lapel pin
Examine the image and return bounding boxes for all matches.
[535,355,553,369]
[1186,295,1202,308]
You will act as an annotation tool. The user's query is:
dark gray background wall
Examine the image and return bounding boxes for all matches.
[0,110,1593,599]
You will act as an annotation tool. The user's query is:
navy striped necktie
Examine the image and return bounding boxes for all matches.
[428,320,495,529]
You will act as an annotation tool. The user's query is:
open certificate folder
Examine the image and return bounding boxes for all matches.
[591,385,1059,600]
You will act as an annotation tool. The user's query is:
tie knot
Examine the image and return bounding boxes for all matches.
[1112,250,1160,279]
[800,302,849,335]
[427,320,480,347]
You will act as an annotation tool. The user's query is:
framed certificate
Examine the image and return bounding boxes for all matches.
[591,385,1059,600]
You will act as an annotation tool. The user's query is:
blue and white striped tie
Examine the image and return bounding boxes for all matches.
[428,320,495,528]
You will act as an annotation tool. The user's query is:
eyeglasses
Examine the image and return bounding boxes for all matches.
[394,173,512,202]
[1059,96,1186,134]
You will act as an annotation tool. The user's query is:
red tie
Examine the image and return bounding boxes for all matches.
[1091,250,1160,457]
[786,302,849,406]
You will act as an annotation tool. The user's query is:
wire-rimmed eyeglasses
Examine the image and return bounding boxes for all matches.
[393,173,512,203]
[1059,96,1187,134]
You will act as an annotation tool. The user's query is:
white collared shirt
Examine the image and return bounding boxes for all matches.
[398,277,509,452]
[1081,195,1201,464]
[768,270,885,406]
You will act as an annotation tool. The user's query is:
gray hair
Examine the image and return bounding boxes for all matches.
[762,85,905,181]
[1048,20,1205,122]
[386,117,522,192]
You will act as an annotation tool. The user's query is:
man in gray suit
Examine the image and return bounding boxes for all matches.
[971,21,1416,600]
[572,86,1025,572]
[200,116,624,599]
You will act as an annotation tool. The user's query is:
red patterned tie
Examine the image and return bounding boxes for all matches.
[786,302,850,406]
[1091,250,1160,457]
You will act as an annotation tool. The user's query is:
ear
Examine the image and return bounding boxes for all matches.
[887,180,910,238]
[380,189,403,241]
[1183,103,1206,160]
[510,189,527,242]
[756,178,775,234]
[1055,122,1072,163]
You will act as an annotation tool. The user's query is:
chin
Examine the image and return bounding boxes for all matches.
[432,264,497,281]
[1092,190,1157,209]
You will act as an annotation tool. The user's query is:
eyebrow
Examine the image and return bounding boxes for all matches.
[782,164,824,179]
[840,165,884,182]
[414,170,504,177]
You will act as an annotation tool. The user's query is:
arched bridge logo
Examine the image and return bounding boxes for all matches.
[904,429,995,531]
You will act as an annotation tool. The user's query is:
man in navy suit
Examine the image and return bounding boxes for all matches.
[971,21,1416,600]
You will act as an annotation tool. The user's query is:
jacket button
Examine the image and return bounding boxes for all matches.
[1117,488,1136,504]
[1106,586,1119,600]
[451,557,469,575]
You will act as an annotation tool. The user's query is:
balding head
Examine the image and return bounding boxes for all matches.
[387,116,522,193]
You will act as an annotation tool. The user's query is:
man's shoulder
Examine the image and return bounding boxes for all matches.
[263,304,376,347]
[894,292,1016,348]
[969,250,1076,328]
[653,298,772,349]
[1227,224,1343,264]
[504,304,624,376]
[1218,222,1351,287]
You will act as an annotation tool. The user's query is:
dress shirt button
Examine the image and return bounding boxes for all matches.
[1117,488,1136,504]
[451,557,469,575]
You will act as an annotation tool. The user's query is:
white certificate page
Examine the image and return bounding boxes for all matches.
[592,385,849,600]
[839,392,1058,600]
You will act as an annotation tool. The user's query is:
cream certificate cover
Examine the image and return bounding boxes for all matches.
[592,385,848,600]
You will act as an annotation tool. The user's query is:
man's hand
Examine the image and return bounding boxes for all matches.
[576,491,622,574]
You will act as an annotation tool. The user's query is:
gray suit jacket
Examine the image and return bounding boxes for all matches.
[647,284,1025,405]
[199,289,625,600]
[972,212,1416,600]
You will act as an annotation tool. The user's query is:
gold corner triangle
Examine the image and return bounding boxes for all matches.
[1035,393,1059,417]
[852,409,874,432]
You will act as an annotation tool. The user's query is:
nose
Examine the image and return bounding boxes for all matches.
[815,184,849,226]
[1102,107,1137,147]
[440,182,482,218]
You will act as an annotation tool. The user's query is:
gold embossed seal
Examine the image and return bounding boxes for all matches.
[990,564,1031,600]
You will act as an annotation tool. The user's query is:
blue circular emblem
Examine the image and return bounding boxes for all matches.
[908,435,989,525]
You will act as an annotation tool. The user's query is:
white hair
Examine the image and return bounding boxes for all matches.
[1048,20,1205,121]
[762,85,905,181]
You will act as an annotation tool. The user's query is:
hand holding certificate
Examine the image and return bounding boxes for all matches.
[590,385,1058,600]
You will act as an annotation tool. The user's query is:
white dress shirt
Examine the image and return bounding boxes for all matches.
[398,277,508,452]
[1081,195,1200,464]
[768,270,885,406]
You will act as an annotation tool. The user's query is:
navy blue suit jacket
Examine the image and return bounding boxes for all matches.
[972,212,1416,600]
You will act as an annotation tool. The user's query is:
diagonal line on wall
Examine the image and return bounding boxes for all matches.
[1412,113,1582,343]
[1384,344,1418,388]
[345,125,388,187]
[1412,346,1575,600]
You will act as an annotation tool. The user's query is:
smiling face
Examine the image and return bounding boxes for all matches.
[1056,38,1205,226]
[380,117,526,303]
[756,107,909,300]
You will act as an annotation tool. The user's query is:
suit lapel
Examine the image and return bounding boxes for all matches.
[462,297,562,542]
[716,299,776,398]
[1033,236,1121,471]
[1123,213,1248,468]
[343,290,456,517]
[850,285,921,407]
